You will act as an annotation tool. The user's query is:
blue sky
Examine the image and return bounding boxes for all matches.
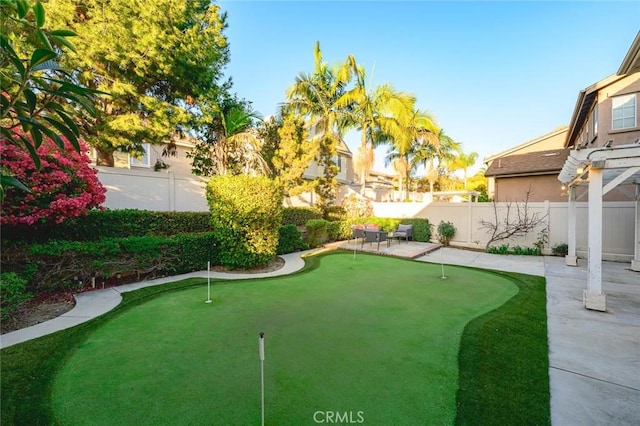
[218,0,639,174]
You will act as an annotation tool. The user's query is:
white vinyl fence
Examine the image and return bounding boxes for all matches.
[373,200,636,261]
[96,167,209,212]
[96,168,635,261]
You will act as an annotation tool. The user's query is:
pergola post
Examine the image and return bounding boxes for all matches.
[584,167,606,311]
[566,185,578,266]
[632,185,640,272]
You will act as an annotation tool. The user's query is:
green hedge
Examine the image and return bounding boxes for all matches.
[1,210,212,242]
[306,219,329,248]
[282,207,322,226]
[277,225,309,255]
[0,272,32,320]
[207,175,283,269]
[5,233,218,292]
[343,217,432,242]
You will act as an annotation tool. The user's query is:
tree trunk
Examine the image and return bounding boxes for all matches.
[96,148,115,167]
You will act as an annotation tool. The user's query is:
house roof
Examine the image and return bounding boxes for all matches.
[484,126,568,163]
[565,74,625,149]
[617,31,640,76]
[484,148,571,177]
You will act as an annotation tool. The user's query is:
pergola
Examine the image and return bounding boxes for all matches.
[558,144,640,311]
[557,31,640,311]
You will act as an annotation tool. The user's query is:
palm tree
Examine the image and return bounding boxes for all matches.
[394,107,439,157]
[284,41,353,211]
[387,106,440,196]
[410,129,461,192]
[339,56,415,194]
[190,96,269,176]
[385,146,411,200]
[447,151,479,190]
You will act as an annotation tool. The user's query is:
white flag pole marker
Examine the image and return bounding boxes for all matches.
[440,247,447,280]
[205,261,212,303]
[259,332,265,426]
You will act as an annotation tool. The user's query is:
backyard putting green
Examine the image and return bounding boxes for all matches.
[50,252,539,425]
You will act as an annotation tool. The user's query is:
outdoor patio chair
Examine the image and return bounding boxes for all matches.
[351,224,366,245]
[391,224,413,243]
[363,229,388,251]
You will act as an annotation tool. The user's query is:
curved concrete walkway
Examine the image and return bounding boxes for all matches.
[0,251,307,349]
[1,247,638,425]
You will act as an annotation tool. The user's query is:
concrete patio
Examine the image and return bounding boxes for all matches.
[420,247,640,426]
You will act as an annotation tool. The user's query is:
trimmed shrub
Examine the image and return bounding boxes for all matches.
[326,221,341,242]
[324,205,346,221]
[1,210,212,242]
[207,175,283,269]
[277,225,308,254]
[0,273,33,320]
[282,207,322,226]
[552,243,568,256]
[5,233,218,292]
[306,219,329,248]
[437,221,456,246]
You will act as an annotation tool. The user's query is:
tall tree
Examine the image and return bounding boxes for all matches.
[410,129,460,193]
[47,0,230,165]
[284,41,352,213]
[385,152,410,201]
[259,114,316,198]
[189,95,268,176]
[387,107,439,196]
[447,151,479,190]
[394,107,439,156]
[340,56,415,194]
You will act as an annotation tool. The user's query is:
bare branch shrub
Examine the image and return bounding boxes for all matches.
[479,190,549,251]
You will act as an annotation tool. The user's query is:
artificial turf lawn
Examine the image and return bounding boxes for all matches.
[1,251,550,425]
[51,252,518,425]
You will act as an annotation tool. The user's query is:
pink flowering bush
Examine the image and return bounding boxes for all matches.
[1,136,106,226]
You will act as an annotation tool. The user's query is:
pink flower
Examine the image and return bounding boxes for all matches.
[1,133,106,226]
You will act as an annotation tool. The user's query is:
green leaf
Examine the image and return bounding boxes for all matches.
[32,122,65,150]
[43,116,80,151]
[16,132,42,169]
[30,126,43,148]
[1,175,31,193]
[32,58,62,72]
[33,1,45,28]
[36,29,54,51]
[0,34,25,76]
[16,0,29,18]
[50,29,77,37]
[53,108,80,136]
[50,35,77,53]
[43,89,97,116]
[1,92,10,112]
[24,89,37,113]
[30,49,57,68]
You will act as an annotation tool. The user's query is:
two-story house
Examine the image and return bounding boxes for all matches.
[558,31,640,310]
[93,132,356,209]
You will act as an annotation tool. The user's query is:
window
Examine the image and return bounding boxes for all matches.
[333,155,342,172]
[612,94,636,130]
[130,143,150,167]
[591,107,598,137]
